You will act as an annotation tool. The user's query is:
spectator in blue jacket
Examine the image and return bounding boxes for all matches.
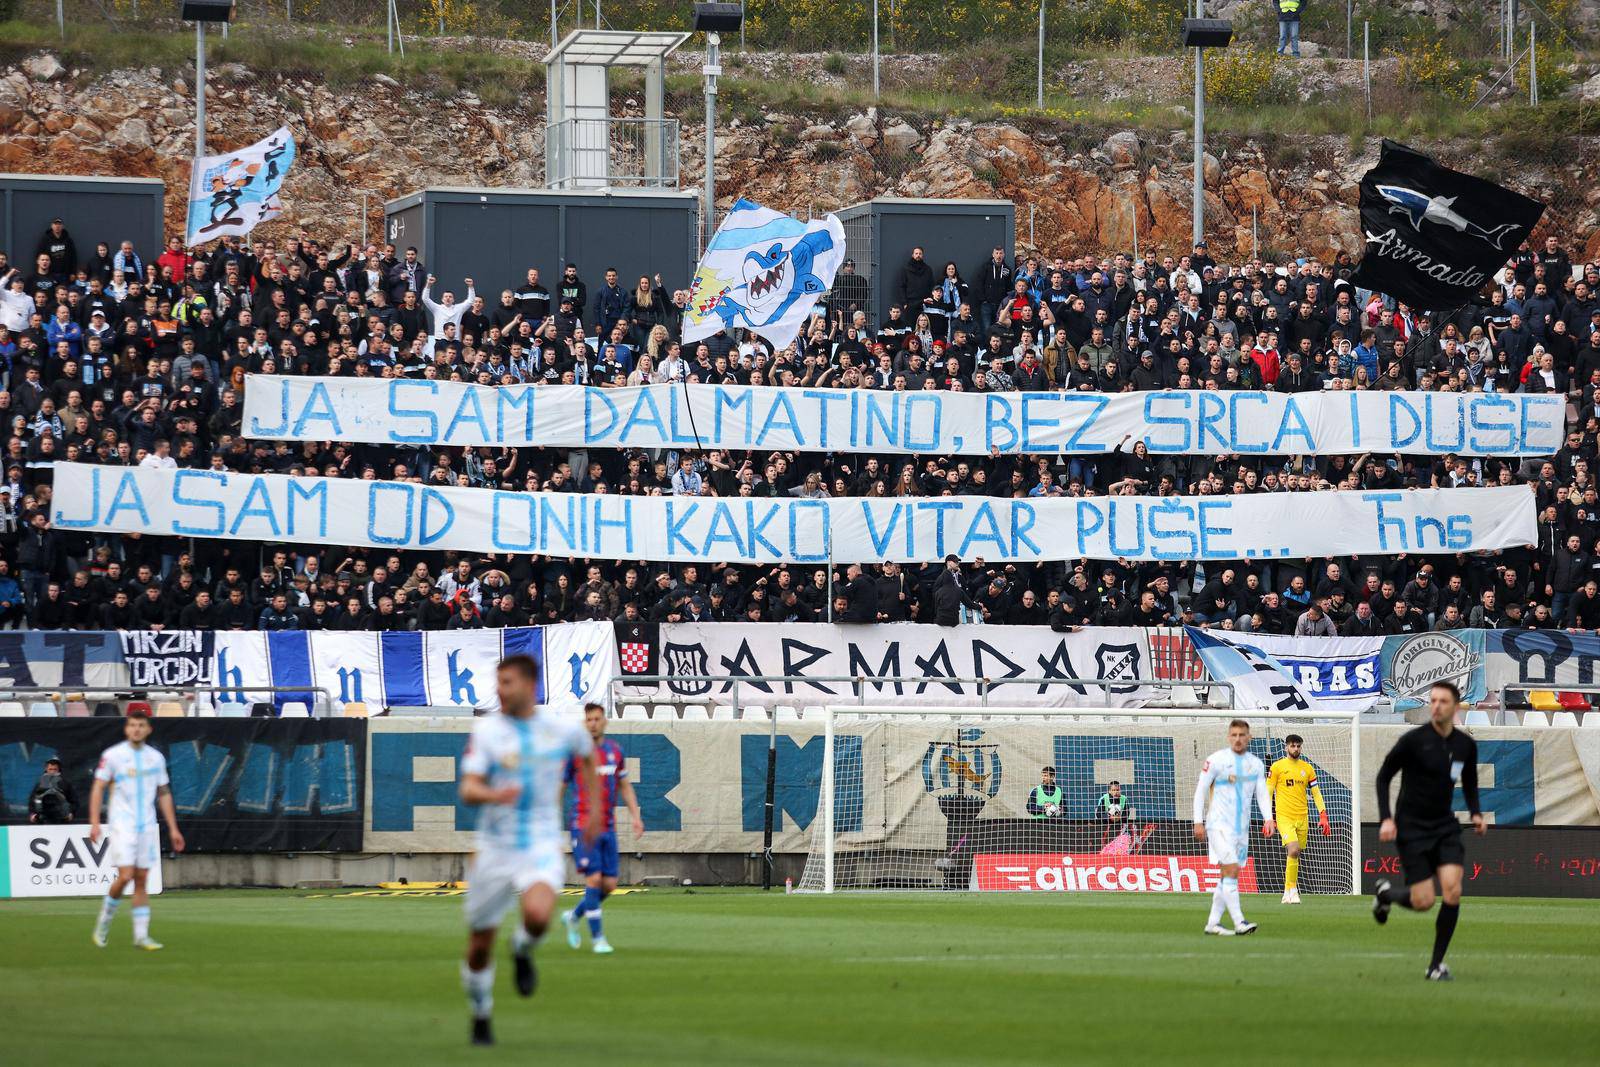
[0,559,22,628]
[592,266,627,338]
[44,304,83,361]
[258,593,302,630]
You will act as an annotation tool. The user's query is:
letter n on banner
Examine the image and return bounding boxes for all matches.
[739,734,862,832]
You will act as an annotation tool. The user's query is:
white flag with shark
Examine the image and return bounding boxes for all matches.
[682,198,845,351]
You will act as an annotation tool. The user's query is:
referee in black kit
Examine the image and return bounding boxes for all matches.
[1372,679,1486,981]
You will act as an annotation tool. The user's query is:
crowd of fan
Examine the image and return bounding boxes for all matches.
[2,217,1599,636]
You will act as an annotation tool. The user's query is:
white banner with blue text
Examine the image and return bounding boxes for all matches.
[619,623,1156,709]
[52,463,1537,563]
[242,377,1564,457]
[207,622,616,712]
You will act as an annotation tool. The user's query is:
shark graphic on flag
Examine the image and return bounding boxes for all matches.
[1373,185,1519,250]
[682,198,845,351]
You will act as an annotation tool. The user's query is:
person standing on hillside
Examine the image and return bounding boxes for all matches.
[1277,0,1303,58]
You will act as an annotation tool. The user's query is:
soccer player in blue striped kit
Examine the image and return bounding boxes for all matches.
[458,657,602,1047]
[563,701,645,954]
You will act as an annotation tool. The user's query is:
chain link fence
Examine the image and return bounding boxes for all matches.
[2,0,1597,261]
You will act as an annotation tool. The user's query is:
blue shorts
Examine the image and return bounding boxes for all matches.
[571,829,619,879]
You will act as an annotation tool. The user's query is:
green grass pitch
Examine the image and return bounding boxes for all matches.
[3,889,1597,1065]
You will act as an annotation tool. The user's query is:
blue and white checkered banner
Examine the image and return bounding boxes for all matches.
[242,377,1563,458]
[52,463,1537,564]
[184,126,296,247]
[210,623,616,712]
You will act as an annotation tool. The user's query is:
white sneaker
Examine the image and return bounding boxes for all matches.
[1233,921,1258,935]
[592,938,613,955]
[562,909,582,950]
[92,924,109,948]
[1203,924,1236,936]
[134,937,164,951]
[1286,888,1301,904]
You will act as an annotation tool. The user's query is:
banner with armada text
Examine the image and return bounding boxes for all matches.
[243,377,1564,458]
[616,623,1155,709]
[52,463,1538,564]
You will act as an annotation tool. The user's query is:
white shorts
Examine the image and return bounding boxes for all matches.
[464,847,565,931]
[109,826,160,870]
[1206,822,1249,867]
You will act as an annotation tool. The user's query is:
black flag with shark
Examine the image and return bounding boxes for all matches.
[1349,140,1545,311]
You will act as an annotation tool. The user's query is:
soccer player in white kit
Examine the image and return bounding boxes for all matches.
[89,710,186,950]
[1192,719,1275,936]
[458,654,602,1047]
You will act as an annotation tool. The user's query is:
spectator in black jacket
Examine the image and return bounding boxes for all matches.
[974,247,1013,328]
[1548,534,1590,621]
[16,513,58,608]
[840,564,877,623]
[178,590,221,629]
[874,562,910,622]
[1565,579,1600,630]
[1340,599,1382,636]
[29,758,76,824]
[933,554,978,626]
[29,582,70,629]
[895,248,934,313]
[218,587,255,629]
[34,219,77,276]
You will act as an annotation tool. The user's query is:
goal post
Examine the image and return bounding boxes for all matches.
[802,705,1362,896]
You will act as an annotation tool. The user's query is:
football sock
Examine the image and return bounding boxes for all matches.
[98,895,122,927]
[460,960,495,1020]
[1381,883,1417,909]
[589,886,610,938]
[1222,877,1245,925]
[1431,903,1460,968]
[1207,883,1226,926]
[511,923,531,954]
[132,906,150,941]
[1284,855,1299,891]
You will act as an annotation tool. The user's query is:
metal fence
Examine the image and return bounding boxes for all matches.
[545,115,679,189]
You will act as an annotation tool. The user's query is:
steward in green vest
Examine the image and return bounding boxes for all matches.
[1026,766,1064,818]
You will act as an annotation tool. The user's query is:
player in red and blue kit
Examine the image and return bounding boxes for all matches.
[562,702,643,954]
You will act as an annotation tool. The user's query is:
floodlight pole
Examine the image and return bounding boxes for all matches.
[196,22,207,156]
[1192,0,1205,249]
[704,32,721,243]
[1036,0,1045,109]
[872,0,880,97]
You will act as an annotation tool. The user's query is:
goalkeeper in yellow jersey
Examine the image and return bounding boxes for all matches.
[1268,734,1331,904]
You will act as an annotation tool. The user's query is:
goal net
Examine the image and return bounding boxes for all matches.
[797,706,1360,895]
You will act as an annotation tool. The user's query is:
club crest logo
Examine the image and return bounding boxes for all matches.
[1382,632,1480,707]
[921,728,1002,800]
[662,642,711,696]
[1095,642,1143,694]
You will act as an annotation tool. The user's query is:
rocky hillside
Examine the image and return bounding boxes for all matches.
[3,49,1600,263]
